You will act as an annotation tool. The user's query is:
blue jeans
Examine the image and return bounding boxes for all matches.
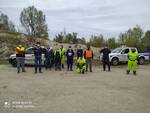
[17,57,25,72]
[35,57,42,72]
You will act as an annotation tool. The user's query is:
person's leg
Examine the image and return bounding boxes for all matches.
[58,58,61,71]
[89,59,92,72]
[39,58,42,73]
[86,59,89,72]
[49,59,52,70]
[20,58,25,72]
[55,61,57,71]
[22,58,26,72]
[103,61,106,71]
[45,58,48,70]
[132,60,137,75]
[52,59,54,68]
[70,63,73,71]
[35,58,38,73]
[127,60,132,74]
[17,58,21,73]
[67,60,69,71]
[61,56,65,68]
[70,59,73,71]
[107,61,110,71]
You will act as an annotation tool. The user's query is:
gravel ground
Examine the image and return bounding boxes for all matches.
[0,64,150,113]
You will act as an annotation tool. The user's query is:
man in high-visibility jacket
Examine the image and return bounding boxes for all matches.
[127,48,139,75]
[84,45,94,72]
[16,45,26,73]
[76,56,86,74]
[60,45,65,69]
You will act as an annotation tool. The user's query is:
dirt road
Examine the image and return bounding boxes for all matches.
[0,64,150,113]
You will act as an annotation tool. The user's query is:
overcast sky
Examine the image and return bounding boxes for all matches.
[0,0,150,39]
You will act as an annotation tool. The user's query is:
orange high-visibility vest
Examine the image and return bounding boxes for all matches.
[85,50,93,58]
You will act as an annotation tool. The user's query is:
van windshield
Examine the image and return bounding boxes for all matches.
[111,48,122,53]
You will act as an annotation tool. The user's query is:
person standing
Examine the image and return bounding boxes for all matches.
[66,46,74,71]
[16,45,26,73]
[44,47,51,70]
[33,42,43,73]
[49,47,54,69]
[54,47,61,71]
[60,45,66,69]
[77,46,83,59]
[100,45,111,71]
[84,45,93,72]
[127,48,139,75]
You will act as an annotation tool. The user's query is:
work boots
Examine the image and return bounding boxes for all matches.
[126,70,130,75]
[133,71,136,75]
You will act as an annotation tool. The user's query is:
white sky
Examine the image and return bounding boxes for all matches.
[0,0,150,39]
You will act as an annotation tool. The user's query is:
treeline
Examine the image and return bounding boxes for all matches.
[54,32,86,44]
[54,25,150,52]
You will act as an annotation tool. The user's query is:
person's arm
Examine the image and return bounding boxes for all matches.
[76,49,79,55]
[92,50,94,59]
[84,51,86,58]
[108,49,111,54]
[100,49,103,54]
[127,53,130,59]
[81,49,83,56]
[66,50,68,57]
[72,50,74,57]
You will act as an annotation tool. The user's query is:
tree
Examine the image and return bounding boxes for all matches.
[0,13,15,32]
[118,25,144,51]
[20,6,48,38]
[89,34,105,47]
[77,37,86,44]
[72,32,78,44]
[54,32,64,43]
[107,37,118,49]
[141,30,150,51]
[65,33,74,43]
[118,32,127,45]
[126,26,143,48]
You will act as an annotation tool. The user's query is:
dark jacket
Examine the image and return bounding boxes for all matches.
[44,49,54,59]
[66,49,74,59]
[100,48,111,61]
[77,49,83,58]
[33,46,43,58]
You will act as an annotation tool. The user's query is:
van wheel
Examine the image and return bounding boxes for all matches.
[111,58,119,65]
[138,57,144,65]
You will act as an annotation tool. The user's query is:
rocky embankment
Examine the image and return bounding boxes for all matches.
[0,31,50,61]
[0,31,100,63]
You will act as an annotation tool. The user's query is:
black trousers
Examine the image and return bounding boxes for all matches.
[102,60,110,71]
[67,58,73,71]
[35,57,42,72]
[55,58,61,70]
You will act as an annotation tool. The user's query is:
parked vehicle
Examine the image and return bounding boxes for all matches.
[9,47,46,67]
[101,47,150,65]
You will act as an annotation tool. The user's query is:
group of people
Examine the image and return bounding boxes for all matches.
[15,42,139,75]
[15,42,94,74]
